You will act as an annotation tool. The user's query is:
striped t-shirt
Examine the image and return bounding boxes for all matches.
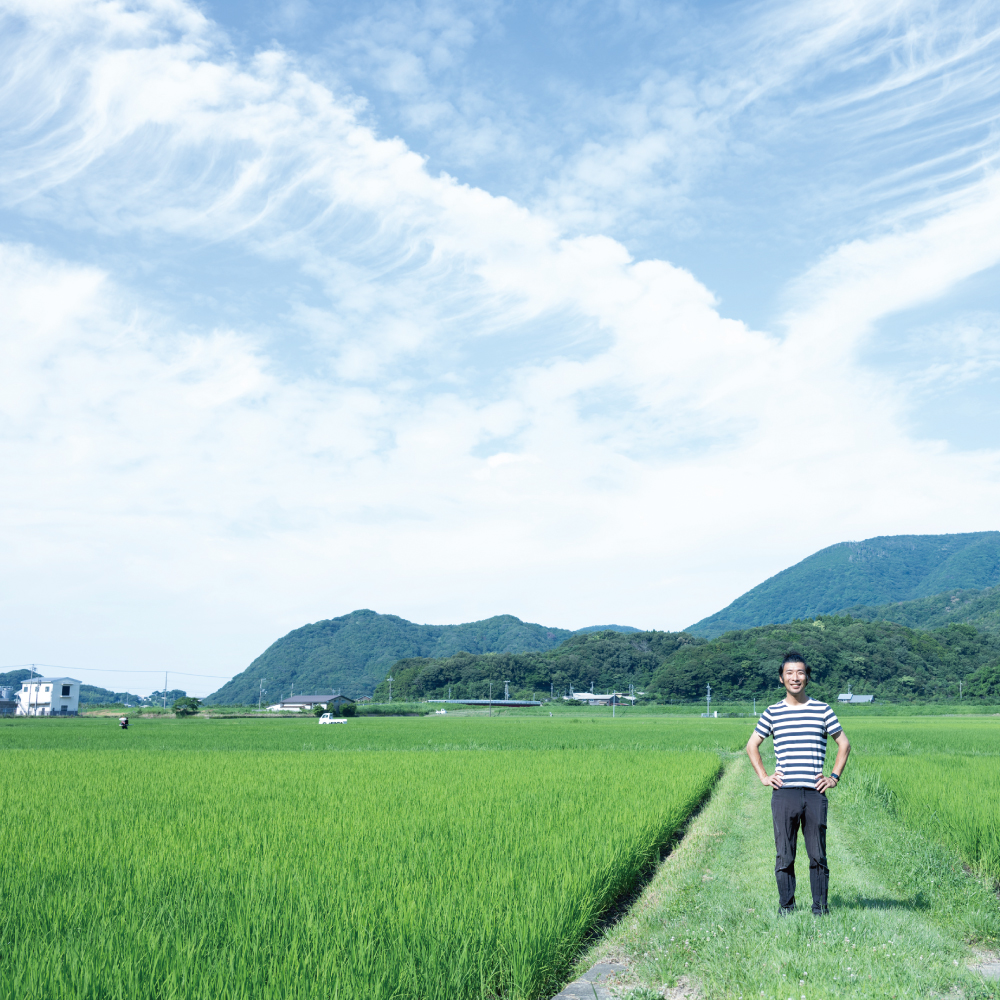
[753,699,842,788]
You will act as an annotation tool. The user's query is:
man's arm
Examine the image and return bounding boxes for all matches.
[746,731,783,787]
[814,730,850,793]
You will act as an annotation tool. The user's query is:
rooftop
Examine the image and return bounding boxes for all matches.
[279,694,354,705]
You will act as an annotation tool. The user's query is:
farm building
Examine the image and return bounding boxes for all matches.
[267,693,356,712]
[837,691,875,704]
[0,686,17,716]
[16,677,81,716]
[562,692,636,706]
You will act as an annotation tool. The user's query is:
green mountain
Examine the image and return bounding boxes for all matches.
[376,617,1000,705]
[375,630,697,702]
[687,531,1000,638]
[205,610,640,704]
[841,585,1000,632]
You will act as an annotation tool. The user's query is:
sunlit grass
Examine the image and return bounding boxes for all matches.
[0,745,719,1000]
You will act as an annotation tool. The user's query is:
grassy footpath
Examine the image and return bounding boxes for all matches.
[583,757,1000,999]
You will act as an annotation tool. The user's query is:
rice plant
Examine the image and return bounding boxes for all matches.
[852,752,1000,878]
[0,746,719,1000]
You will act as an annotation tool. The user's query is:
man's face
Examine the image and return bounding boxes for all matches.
[781,661,808,695]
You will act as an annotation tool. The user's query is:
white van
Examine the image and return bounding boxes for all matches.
[318,713,347,724]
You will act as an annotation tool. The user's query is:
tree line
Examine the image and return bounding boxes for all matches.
[372,617,1000,703]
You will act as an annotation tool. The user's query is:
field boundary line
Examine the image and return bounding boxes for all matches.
[548,961,628,999]
[564,756,746,996]
[579,756,728,949]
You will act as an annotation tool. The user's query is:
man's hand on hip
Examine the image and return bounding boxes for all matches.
[814,774,838,794]
[761,772,784,788]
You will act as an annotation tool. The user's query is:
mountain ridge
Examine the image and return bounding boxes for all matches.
[687,531,1000,637]
[205,610,640,704]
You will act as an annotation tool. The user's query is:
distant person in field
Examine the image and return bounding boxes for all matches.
[746,651,850,916]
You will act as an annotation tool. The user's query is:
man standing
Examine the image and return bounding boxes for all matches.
[746,651,850,916]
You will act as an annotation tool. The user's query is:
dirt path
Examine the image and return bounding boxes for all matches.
[577,756,1000,999]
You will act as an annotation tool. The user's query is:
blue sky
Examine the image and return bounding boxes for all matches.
[2,0,1000,696]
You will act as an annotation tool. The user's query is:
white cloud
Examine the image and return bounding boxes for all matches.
[782,175,1000,354]
[2,0,1000,694]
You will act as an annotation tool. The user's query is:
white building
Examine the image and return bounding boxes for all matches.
[562,691,636,706]
[266,694,355,712]
[16,677,81,716]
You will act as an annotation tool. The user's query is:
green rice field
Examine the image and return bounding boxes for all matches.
[0,716,721,1000]
[847,717,1000,879]
[3,712,1000,1000]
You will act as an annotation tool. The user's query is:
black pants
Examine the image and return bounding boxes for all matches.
[771,786,828,913]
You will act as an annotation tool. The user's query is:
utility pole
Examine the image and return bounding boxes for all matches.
[550,680,554,700]
[258,679,266,711]
[504,680,509,702]
[753,696,757,717]
[706,682,711,718]
[959,680,963,700]
[489,680,492,717]
[163,672,168,711]
[387,676,393,703]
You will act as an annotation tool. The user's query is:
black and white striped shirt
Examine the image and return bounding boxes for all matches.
[753,699,842,788]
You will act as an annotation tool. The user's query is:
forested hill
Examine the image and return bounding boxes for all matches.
[687,531,1000,638]
[376,630,699,702]
[842,584,1000,631]
[205,610,640,704]
[376,617,1000,704]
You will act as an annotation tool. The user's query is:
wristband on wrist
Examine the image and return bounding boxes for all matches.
[830,772,840,782]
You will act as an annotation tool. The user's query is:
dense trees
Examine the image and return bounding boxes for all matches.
[374,631,700,702]
[374,617,1000,704]
[649,618,1000,702]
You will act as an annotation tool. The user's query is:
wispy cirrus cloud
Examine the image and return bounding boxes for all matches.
[2,0,1000,694]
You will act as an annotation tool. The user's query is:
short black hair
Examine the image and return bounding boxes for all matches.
[780,651,811,678]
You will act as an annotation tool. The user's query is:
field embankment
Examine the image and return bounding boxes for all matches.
[585,717,1000,999]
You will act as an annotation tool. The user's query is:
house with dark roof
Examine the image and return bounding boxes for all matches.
[267,693,355,712]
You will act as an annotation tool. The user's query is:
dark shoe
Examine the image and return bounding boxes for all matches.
[812,906,829,916]
[777,905,796,917]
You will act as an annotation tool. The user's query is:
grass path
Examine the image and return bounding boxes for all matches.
[581,756,1000,1000]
